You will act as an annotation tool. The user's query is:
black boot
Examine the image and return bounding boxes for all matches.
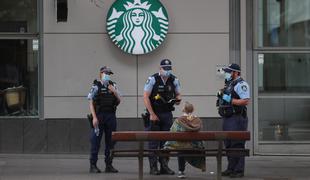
[89,164,101,173]
[149,157,160,175]
[222,169,233,176]
[105,157,118,173]
[159,157,175,175]
[105,164,118,173]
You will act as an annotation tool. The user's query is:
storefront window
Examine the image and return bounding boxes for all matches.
[0,0,39,117]
[0,39,38,116]
[257,0,310,47]
[0,0,37,33]
[258,53,310,141]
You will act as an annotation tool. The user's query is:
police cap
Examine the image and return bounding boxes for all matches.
[223,63,241,73]
[100,66,114,75]
[160,59,172,70]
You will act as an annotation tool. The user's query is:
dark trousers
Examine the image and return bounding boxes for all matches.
[178,156,186,172]
[89,112,116,165]
[146,112,173,164]
[223,114,248,173]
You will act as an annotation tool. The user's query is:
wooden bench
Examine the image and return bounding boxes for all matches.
[111,131,250,180]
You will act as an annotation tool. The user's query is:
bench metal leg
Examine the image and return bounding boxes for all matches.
[138,141,144,180]
[216,140,223,180]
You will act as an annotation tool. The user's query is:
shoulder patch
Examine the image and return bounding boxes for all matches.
[90,86,95,93]
[241,85,248,92]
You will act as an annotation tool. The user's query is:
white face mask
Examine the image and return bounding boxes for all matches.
[224,72,232,81]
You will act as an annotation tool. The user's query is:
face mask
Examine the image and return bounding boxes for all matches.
[224,72,232,81]
[102,74,111,82]
[162,70,172,77]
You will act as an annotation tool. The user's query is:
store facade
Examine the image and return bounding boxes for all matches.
[0,0,310,155]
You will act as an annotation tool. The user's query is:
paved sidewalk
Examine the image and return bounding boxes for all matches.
[0,154,310,180]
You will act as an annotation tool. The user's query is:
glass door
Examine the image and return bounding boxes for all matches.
[254,0,310,154]
[254,52,310,154]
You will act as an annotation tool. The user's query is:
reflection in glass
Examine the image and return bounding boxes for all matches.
[0,40,38,116]
[258,98,310,141]
[257,0,310,47]
[0,0,37,33]
[258,53,310,93]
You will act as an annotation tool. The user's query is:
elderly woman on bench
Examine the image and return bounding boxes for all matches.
[164,101,206,179]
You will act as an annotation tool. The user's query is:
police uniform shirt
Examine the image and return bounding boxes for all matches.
[233,77,250,99]
[87,80,122,100]
[144,74,181,93]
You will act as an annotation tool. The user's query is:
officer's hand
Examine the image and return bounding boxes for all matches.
[108,84,116,94]
[92,117,99,128]
[217,90,223,98]
[222,94,232,103]
[150,113,159,121]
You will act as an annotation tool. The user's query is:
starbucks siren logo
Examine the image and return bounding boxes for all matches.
[107,0,169,55]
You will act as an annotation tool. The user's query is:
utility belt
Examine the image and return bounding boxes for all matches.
[219,106,247,118]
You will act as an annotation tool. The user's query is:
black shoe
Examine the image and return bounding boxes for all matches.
[160,167,175,175]
[221,169,233,176]
[149,158,160,175]
[105,165,118,173]
[89,164,101,173]
[159,157,175,175]
[230,172,244,178]
[150,167,160,175]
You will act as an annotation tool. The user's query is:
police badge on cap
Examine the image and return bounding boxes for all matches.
[160,59,172,70]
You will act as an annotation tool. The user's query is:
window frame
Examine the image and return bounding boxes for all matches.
[0,0,42,119]
[253,0,310,50]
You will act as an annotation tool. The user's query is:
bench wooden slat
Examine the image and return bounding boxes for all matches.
[112,148,249,153]
[112,149,250,158]
[112,131,250,141]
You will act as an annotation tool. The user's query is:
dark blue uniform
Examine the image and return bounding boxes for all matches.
[219,77,249,175]
[87,80,120,169]
[144,72,180,174]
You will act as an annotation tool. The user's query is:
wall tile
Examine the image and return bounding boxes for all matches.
[47,120,70,153]
[70,119,90,153]
[23,119,47,153]
[0,119,23,153]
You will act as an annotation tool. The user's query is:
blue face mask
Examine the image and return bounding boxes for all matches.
[162,70,172,77]
[224,72,232,81]
[102,74,111,82]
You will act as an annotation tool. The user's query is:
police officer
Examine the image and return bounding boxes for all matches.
[143,59,181,175]
[217,63,250,178]
[87,66,121,173]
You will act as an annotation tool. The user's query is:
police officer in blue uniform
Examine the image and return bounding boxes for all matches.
[87,66,122,173]
[143,59,181,175]
[217,63,250,178]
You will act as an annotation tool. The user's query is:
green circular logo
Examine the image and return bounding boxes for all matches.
[107,0,169,55]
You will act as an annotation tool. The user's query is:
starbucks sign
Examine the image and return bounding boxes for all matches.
[107,0,169,55]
